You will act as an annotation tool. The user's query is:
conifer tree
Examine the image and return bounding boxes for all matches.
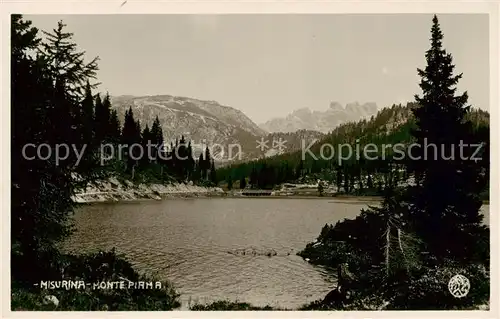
[108,109,121,144]
[295,160,304,180]
[336,166,343,193]
[74,82,102,179]
[249,166,258,188]
[94,92,111,144]
[11,15,99,283]
[197,153,205,181]
[39,20,100,183]
[240,176,247,189]
[176,135,188,179]
[186,141,195,179]
[150,115,163,161]
[93,94,105,142]
[192,160,201,183]
[199,146,212,180]
[141,124,152,165]
[80,82,95,145]
[408,15,487,263]
[209,160,217,185]
[40,20,99,101]
[121,107,140,173]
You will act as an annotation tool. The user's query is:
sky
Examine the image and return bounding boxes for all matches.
[26,14,489,124]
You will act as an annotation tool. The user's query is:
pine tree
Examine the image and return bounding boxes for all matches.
[199,146,211,180]
[209,160,217,185]
[121,107,139,173]
[336,165,343,193]
[80,82,95,144]
[39,20,100,183]
[198,153,205,180]
[192,160,201,183]
[295,160,304,180]
[249,166,258,188]
[186,141,195,180]
[40,20,99,101]
[240,176,247,189]
[150,115,163,162]
[108,109,121,144]
[11,15,97,283]
[93,94,105,142]
[141,124,152,165]
[408,15,487,263]
[51,77,74,149]
[177,135,188,179]
[343,170,350,194]
[94,92,111,144]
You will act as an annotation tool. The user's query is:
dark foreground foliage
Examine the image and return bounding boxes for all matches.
[11,249,180,311]
[298,14,490,311]
[298,214,490,310]
[190,300,281,311]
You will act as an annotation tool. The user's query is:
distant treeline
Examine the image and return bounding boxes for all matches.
[217,103,489,192]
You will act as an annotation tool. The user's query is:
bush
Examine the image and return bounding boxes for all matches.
[298,208,388,274]
[190,300,279,310]
[11,249,180,311]
[297,205,490,310]
[390,263,490,310]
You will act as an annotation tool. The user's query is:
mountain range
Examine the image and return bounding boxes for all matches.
[110,95,377,162]
[259,102,378,133]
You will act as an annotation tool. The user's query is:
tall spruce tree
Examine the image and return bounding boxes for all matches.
[94,92,111,144]
[176,136,188,179]
[186,141,195,180]
[240,176,247,189]
[141,124,152,165]
[108,109,121,144]
[121,107,140,173]
[40,20,99,101]
[76,81,99,176]
[249,166,257,188]
[408,15,488,263]
[199,146,211,180]
[209,160,217,185]
[39,20,100,185]
[93,94,105,142]
[11,15,98,283]
[81,81,95,146]
[150,115,163,162]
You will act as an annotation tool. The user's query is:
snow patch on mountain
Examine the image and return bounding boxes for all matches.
[259,102,378,133]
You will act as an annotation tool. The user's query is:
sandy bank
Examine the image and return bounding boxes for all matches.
[72,177,225,203]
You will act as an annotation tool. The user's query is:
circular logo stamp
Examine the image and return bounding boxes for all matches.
[448,274,470,298]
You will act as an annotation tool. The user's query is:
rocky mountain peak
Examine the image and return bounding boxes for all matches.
[259,102,378,133]
[329,102,343,112]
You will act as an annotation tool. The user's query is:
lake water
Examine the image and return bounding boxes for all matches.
[65,198,490,309]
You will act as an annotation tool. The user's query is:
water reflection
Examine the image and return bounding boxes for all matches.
[65,198,489,309]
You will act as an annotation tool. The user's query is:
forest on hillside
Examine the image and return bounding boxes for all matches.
[217,103,489,195]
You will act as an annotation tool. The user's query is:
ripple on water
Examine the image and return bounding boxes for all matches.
[65,199,490,309]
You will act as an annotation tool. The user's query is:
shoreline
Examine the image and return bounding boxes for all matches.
[73,184,490,205]
[73,192,383,204]
[71,177,226,204]
[72,178,489,205]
